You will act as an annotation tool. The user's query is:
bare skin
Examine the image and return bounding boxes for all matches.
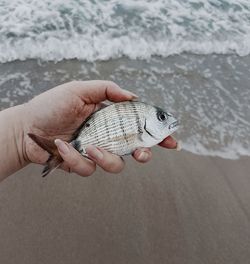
[0,80,178,181]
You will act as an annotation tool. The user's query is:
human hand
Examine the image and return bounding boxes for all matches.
[21,81,178,176]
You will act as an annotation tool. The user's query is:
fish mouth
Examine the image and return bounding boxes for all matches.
[169,120,180,130]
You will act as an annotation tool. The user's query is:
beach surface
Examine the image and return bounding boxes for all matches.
[0,149,250,264]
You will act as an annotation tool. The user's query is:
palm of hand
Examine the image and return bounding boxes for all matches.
[24,85,97,164]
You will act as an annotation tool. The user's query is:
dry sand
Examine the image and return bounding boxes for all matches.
[0,148,249,264]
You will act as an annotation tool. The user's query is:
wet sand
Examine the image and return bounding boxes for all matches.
[0,148,249,264]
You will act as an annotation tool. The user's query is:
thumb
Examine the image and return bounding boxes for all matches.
[70,80,138,104]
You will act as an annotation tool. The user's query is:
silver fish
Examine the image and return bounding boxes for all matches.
[28,101,179,176]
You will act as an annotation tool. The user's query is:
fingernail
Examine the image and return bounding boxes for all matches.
[86,145,103,160]
[170,136,181,150]
[138,151,149,161]
[55,139,70,155]
[176,141,182,151]
[122,89,138,99]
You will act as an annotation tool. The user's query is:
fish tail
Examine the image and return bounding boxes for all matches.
[41,154,62,177]
[27,133,63,177]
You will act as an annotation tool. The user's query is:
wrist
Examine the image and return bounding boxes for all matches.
[0,103,30,179]
[12,103,31,165]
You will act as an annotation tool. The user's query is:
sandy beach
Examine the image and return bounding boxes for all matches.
[0,148,249,264]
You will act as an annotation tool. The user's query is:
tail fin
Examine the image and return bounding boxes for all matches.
[28,133,63,177]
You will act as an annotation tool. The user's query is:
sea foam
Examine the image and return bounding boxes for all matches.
[1,0,250,62]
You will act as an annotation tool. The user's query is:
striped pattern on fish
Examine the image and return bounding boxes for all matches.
[72,101,179,156]
[73,101,147,156]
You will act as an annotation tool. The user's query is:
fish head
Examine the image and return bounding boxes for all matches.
[144,106,179,142]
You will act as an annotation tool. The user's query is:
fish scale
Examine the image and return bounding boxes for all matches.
[75,101,147,155]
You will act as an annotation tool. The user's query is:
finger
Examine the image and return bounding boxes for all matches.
[158,136,178,149]
[132,148,152,163]
[55,139,96,177]
[85,145,125,174]
[71,80,138,104]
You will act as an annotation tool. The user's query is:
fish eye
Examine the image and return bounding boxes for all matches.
[157,111,167,122]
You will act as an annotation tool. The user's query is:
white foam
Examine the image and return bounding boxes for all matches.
[1,0,250,62]
[181,141,250,160]
[0,72,32,107]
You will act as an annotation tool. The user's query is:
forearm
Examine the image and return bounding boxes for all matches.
[0,105,28,180]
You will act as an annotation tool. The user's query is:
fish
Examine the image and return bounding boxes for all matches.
[28,101,179,176]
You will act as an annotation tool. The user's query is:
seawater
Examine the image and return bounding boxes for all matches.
[0,0,250,159]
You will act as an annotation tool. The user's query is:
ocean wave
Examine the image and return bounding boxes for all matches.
[1,36,250,63]
[1,0,250,62]
[182,141,250,160]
